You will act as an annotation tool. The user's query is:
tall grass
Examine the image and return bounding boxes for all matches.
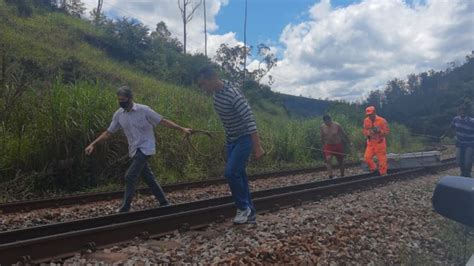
[0,79,424,197]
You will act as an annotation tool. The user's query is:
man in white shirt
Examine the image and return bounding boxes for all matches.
[85,86,191,212]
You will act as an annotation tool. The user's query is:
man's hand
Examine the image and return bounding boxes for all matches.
[160,119,192,135]
[85,144,95,155]
[371,126,380,133]
[254,145,265,160]
[85,131,112,155]
[181,127,192,135]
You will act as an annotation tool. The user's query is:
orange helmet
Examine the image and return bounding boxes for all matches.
[365,106,376,115]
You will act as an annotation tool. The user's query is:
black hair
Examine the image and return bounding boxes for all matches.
[196,65,218,81]
[323,114,331,121]
[116,86,133,98]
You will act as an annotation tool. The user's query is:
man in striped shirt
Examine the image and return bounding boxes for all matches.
[197,66,265,224]
[451,104,474,177]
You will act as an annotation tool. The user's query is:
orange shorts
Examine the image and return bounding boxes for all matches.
[323,143,345,161]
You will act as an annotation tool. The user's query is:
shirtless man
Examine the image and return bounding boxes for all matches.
[320,114,350,178]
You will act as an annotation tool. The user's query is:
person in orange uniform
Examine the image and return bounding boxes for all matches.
[363,106,390,175]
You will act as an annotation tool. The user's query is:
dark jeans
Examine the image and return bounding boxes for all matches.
[456,146,473,178]
[119,149,168,212]
[225,134,255,214]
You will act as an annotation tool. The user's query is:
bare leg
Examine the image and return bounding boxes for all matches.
[338,158,345,177]
[325,155,333,178]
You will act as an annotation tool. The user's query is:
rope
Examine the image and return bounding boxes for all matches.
[183,129,452,170]
[270,139,353,157]
[183,130,275,159]
[187,129,353,157]
[409,133,444,139]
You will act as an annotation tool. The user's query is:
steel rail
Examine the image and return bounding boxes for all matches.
[0,158,456,264]
[0,169,385,244]
[0,162,361,214]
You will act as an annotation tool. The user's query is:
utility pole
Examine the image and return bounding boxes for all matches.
[203,0,207,57]
[243,0,248,83]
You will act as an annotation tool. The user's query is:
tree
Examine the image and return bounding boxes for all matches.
[4,0,57,16]
[90,0,105,25]
[34,0,58,10]
[214,43,277,85]
[251,44,277,83]
[406,73,420,95]
[152,21,172,40]
[5,0,33,16]
[150,21,183,53]
[57,0,85,18]
[214,44,250,82]
[68,0,85,17]
[102,17,151,63]
[366,90,384,111]
[178,0,202,54]
[384,78,407,106]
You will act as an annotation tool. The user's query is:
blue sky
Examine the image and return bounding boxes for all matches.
[215,0,316,49]
[82,0,473,101]
[213,0,429,58]
[215,0,359,50]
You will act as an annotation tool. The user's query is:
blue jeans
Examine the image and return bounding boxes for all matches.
[456,146,473,178]
[225,135,255,213]
[119,149,168,211]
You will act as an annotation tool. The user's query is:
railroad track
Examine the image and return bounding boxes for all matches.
[0,162,362,214]
[0,158,456,264]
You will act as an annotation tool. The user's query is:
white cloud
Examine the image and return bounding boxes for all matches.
[82,0,235,57]
[309,0,331,20]
[269,0,474,101]
[81,0,473,101]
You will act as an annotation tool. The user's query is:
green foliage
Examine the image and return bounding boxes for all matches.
[1,81,116,183]
[366,53,474,137]
[60,0,86,18]
[214,43,278,85]
[0,0,425,198]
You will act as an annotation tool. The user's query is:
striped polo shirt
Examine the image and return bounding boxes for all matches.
[451,115,474,147]
[213,81,257,142]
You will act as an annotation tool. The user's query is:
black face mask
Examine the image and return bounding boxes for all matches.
[119,100,130,109]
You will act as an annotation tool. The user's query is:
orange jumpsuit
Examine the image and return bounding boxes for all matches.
[363,115,390,175]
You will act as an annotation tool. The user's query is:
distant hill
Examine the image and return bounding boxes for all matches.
[277,93,332,118]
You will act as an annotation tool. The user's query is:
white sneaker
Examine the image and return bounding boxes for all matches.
[233,207,251,224]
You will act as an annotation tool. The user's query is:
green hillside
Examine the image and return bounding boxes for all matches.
[0,1,422,199]
[366,55,474,137]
